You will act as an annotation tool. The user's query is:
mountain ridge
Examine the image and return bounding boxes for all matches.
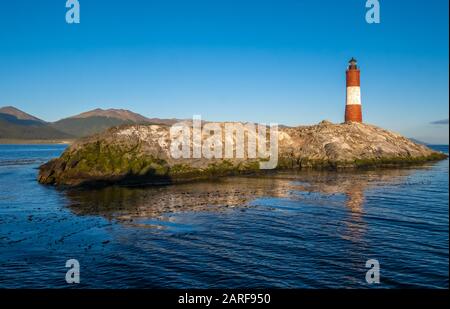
[0,106,73,140]
[0,106,183,140]
[66,108,150,122]
[0,106,46,123]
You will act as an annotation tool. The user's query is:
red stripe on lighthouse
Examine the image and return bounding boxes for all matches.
[345,104,362,122]
[346,70,360,87]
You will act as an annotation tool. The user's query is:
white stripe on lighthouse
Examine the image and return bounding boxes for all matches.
[346,86,361,105]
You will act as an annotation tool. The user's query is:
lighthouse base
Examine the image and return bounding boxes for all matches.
[345,104,362,123]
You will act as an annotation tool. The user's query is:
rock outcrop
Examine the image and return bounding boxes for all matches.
[38,121,447,187]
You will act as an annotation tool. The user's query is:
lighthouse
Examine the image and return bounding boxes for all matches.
[345,58,363,123]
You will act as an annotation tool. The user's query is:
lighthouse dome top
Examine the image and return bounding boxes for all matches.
[348,57,358,70]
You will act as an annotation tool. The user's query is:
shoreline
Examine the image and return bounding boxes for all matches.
[0,139,74,145]
[39,152,448,188]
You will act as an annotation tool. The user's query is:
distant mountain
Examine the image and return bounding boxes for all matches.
[0,106,45,123]
[0,107,73,140]
[430,119,449,125]
[408,138,427,145]
[69,108,150,123]
[1,106,184,140]
[145,117,183,126]
[51,116,137,138]
[51,108,182,138]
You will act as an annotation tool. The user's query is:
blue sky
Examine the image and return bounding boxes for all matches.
[0,0,448,143]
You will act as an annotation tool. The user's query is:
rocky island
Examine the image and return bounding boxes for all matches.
[38,120,447,187]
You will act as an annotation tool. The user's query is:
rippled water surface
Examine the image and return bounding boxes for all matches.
[0,144,448,288]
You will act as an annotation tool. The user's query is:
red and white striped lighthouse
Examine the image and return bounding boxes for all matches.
[345,58,363,122]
